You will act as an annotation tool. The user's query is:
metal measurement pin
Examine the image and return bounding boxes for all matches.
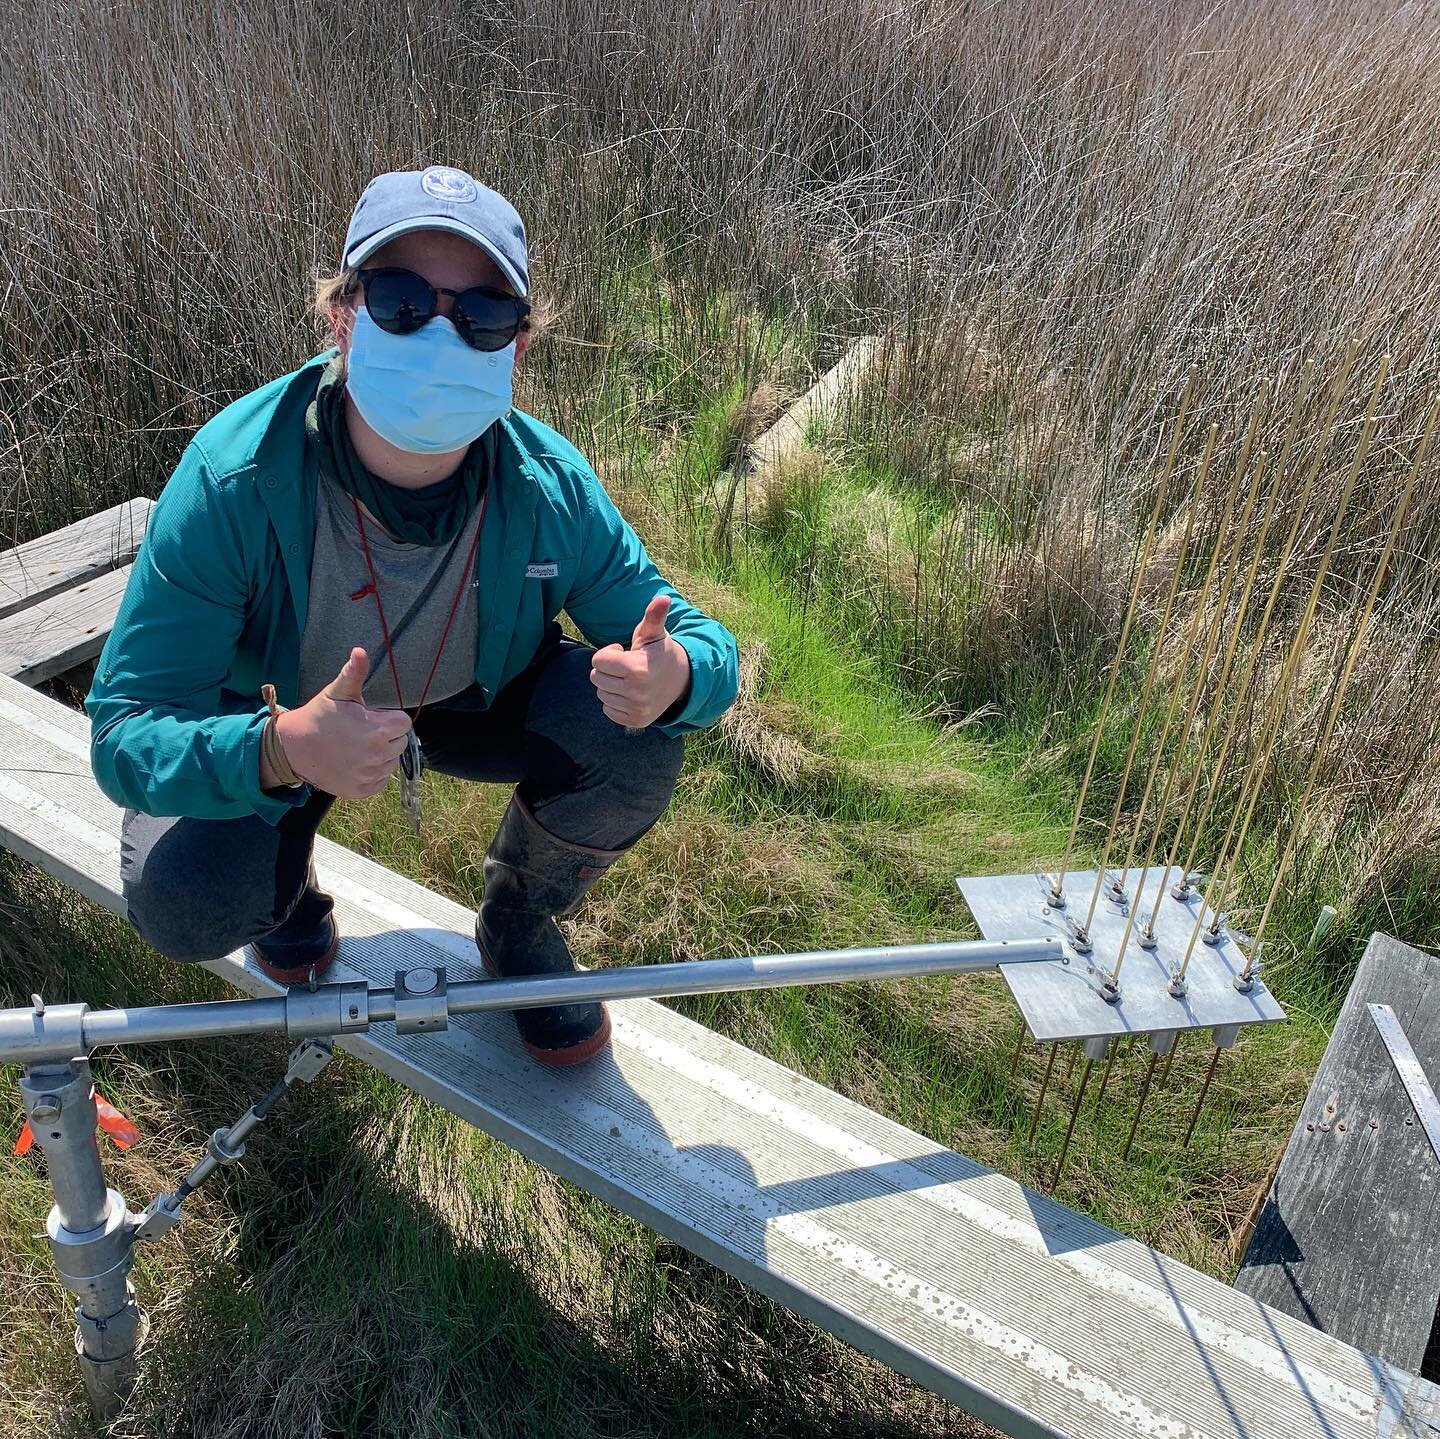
[1009,1020,1029,1077]
[1051,374,1196,901]
[1146,445,1284,944]
[1079,426,1210,942]
[1052,1037,1109,1190]
[1160,1034,1182,1089]
[1093,1037,1119,1109]
[1236,386,1432,985]
[1181,357,1388,988]
[1183,1026,1239,1148]
[1029,1042,1060,1144]
[1184,1050,1223,1149]
[1107,427,1260,993]
[1122,1033,1174,1161]
[399,729,423,837]
[1174,346,1360,919]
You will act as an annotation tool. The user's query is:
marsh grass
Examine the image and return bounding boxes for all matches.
[3,0,1439,1431]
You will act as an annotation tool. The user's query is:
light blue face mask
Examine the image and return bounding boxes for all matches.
[345,306,515,454]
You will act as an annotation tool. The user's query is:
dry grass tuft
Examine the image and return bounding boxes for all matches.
[714,639,836,791]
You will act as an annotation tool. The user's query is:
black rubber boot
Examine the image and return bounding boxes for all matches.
[474,791,626,1066]
[247,856,339,985]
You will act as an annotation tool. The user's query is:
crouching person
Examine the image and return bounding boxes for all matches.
[86,165,740,1067]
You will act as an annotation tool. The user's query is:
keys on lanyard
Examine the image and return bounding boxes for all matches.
[399,727,423,837]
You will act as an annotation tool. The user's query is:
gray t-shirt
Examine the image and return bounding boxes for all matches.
[296,466,483,710]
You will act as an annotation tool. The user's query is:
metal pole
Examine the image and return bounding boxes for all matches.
[19,1059,146,1418]
[1,937,1061,1064]
[6,935,1058,1417]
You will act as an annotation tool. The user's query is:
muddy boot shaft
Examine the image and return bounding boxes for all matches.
[475,792,628,1065]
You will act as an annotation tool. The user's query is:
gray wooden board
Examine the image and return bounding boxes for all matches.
[1,670,1438,1439]
[747,337,880,470]
[0,498,150,621]
[1236,932,1440,1375]
[0,564,133,684]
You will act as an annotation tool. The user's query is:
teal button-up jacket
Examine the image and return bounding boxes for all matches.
[85,351,739,826]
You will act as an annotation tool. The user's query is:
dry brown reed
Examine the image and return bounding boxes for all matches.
[1,0,1437,933]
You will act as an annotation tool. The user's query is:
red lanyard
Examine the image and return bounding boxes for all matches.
[348,489,488,721]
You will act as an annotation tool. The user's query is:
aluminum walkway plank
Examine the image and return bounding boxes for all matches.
[1,671,1436,1439]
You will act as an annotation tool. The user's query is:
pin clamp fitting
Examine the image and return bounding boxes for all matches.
[394,967,448,1034]
[1232,938,1263,992]
[1,997,90,1068]
[284,981,370,1038]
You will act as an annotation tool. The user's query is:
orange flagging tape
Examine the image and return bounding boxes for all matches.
[95,1092,140,1149]
[12,1088,139,1156]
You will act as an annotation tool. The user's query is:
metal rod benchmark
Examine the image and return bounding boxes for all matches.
[1,936,1061,1066]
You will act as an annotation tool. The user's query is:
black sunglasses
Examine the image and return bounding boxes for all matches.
[353,266,531,352]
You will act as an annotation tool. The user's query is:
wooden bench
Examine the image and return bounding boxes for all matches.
[2,509,1438,1438]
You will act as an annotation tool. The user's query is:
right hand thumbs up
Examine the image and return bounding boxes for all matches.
[275,646,413,801]
[324,646,370,704]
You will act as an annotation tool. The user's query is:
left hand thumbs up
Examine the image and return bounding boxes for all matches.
[631,594,671,648]
[591,592,691,727]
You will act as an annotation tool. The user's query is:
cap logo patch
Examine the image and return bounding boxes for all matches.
[420,165,478,204]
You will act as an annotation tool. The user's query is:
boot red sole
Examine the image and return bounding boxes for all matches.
[248,918,340,986]
[476,938,612,1067]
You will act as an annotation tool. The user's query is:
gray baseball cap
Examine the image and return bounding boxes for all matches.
[341,165,530,297]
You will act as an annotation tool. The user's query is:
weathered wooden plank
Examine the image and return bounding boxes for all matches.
[1,670,1438,1438]
[0,498,150,621]
[0,564,132,684]
[1236,932,1440,1374]
[709,339,883,545]
[747,337,881,472]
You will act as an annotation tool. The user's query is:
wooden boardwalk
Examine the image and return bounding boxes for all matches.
[4,669,1439,1438]
[0,497,150,683]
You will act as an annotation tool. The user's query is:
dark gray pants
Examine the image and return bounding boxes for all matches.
[119,635,686,965]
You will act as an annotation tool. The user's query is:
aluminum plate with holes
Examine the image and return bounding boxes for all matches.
[956,866,1286,1043]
